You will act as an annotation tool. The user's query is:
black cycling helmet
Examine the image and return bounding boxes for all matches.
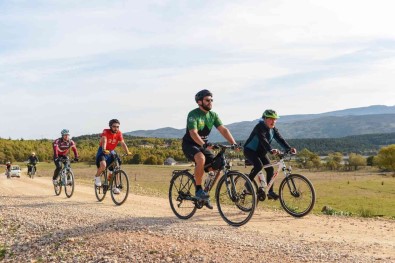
[109,119,120,127]
[195,89,213,103]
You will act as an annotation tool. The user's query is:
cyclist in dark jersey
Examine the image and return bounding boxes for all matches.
[182,89,237,209]
[244,109,296,200]
[27,152,39,174]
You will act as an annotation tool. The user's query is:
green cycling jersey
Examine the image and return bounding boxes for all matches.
[183,108,223,144]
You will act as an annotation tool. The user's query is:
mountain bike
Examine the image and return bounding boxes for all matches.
[27,163,37,179]
[169,144,256,227]
[94,152,129,206]
[246,151,315,217]
[54,156,75,198]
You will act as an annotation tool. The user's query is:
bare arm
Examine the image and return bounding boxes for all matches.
[120,140,130,154]
[101,136,107,150]
[217,125,236,145]
[189,129,206,147]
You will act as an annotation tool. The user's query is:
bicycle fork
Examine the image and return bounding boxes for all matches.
[224,172,239,202]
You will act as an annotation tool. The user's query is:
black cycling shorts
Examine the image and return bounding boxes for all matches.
[182,140,214,165]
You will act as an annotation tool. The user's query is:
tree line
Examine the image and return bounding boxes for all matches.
[1,133,395,172]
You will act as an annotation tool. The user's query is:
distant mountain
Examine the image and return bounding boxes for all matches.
[125,105,395,142]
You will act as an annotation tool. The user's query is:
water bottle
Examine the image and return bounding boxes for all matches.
[257,171,267,188]
[204,171,215,190]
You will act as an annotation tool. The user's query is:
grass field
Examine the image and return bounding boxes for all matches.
[9,161,395,219]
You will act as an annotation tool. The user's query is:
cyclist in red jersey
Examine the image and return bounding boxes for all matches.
[52,129,79,185]
[94,119,131,192]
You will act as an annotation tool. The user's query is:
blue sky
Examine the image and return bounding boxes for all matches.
[1,0,394,139]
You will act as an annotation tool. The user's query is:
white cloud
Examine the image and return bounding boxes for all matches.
[1,0,395,139]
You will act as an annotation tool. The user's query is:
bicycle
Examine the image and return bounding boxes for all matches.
[169,144,256,227]
[94,152,129,206]
[27,163,37,179]
[53,156,75,198]
[246,150,315,217]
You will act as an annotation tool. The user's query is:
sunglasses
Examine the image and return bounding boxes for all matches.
[204,99,213,102]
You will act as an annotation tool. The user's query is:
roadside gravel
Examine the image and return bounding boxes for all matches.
[1,175,394,262]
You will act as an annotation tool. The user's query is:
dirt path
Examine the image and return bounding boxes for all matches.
[1,174,394,262]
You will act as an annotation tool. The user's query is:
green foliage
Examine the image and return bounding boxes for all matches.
[0,135,187,165]
[271,132,395,155]
[296,148,321,170]
[325,152,343,170]
[347,153,367,170]
[375,144,395,172]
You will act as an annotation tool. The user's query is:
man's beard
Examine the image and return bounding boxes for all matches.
[202,104,212,111]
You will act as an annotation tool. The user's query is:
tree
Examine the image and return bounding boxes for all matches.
[130,153,142,164]
[347,153,366,170]
[375,144,395,172]
[295,148,321,170]
[366,156,375,166]
[325,152,343,170]
[144,155,158,165]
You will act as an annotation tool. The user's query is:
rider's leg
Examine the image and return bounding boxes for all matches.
[244,148,264,181]
[194,152,205,191]
[261,154,274,191]
[53,159,62,182]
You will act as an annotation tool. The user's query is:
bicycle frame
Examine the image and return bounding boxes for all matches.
[257,155,292,192]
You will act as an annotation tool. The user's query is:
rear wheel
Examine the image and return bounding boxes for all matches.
[216,172,256,227]
[279,174,315,217]
[110,170,129,205]
[64,170,75,198]
[169,171,197,220]
[54,176,62,196]
[94,170,107,202]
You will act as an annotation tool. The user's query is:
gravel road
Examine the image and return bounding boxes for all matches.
[1,174,394,262]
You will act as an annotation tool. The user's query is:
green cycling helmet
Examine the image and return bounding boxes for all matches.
[262,109,279,119]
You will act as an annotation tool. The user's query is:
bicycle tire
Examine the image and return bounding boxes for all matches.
[94,170,107,202]
[54,176,62,196]
[31,166,36,179]
[110,170,129,206]
[169,170,197,220]
[279,174,315,217]
[64,170,75,198]
[215,171,256,227]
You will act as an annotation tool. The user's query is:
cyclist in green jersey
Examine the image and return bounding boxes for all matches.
[182,89,237,209]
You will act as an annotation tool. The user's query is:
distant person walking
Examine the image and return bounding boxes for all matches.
[243,109,296,200]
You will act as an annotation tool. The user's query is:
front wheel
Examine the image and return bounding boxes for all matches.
[110,170,129,206]
[64,170,75,198]
[31,166,36,179]
[94,171,107,202]
[279,174,315,217]
[54,176,62,196]
[169,170,197,220]
[216,171,256,227]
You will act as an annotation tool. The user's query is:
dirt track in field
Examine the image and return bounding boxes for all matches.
[1,173,394,262]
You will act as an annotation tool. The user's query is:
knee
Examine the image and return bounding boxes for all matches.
[100,161,106,170]
[194,153,205,166]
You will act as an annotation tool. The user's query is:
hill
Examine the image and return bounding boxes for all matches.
[125,105,395,141]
